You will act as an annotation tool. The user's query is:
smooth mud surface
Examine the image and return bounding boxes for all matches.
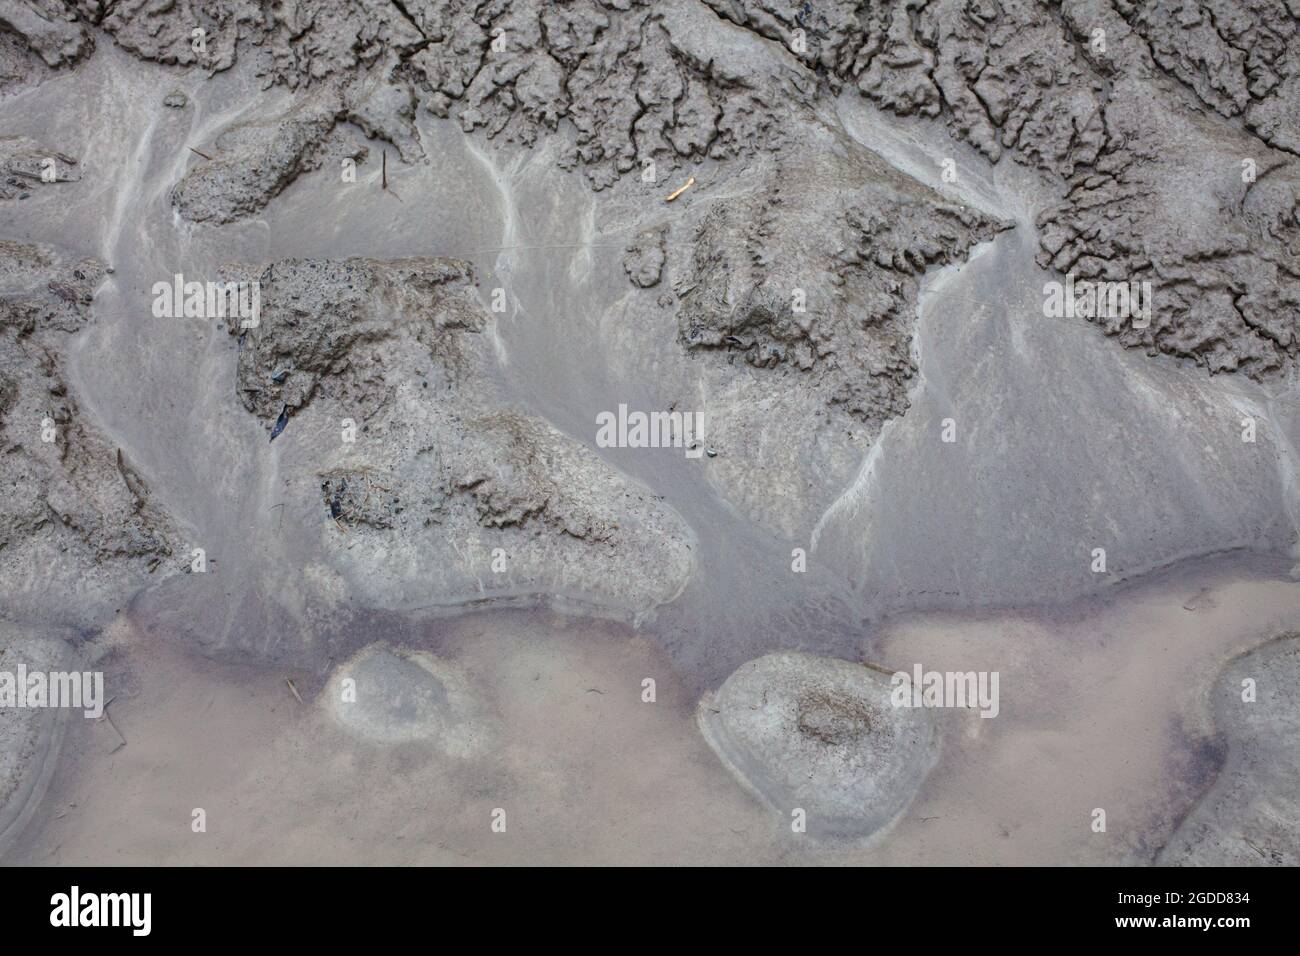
[2,1,1299,866]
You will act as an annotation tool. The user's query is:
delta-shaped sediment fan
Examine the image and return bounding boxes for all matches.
[227,254,695,616]
[609,115,1010,537]
[668,123,1010,427]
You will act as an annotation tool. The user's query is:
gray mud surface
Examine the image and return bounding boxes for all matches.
[0,0,1298,866]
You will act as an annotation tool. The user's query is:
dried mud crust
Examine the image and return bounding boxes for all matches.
[0,136,80,201]
[171,89,368,225]
[36,0,813,202]
[701,0,1300,378]
[1158,633,1300,866]
[0,240,182,621]
[17,1,1290,374]
[227,256,694,615]
[668,121,1009,427]
[698,651,937,839]
[1120,0,1300,156]
[605,114,1008,536]
[143,0,814,221]
[0,0,92,94]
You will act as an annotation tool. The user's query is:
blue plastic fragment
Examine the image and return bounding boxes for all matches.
[270,405,290,442]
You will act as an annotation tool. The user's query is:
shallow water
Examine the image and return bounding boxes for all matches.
[4,555,1295,865]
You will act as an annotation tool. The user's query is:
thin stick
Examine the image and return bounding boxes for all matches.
[188,146,214,161]
[102,705,127,751]
[859,659,898,678]
[382,150,387,190]
[285,678,304,705]
[665,176,695,202]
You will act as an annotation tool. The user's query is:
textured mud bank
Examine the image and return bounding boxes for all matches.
[1,0,1298,865]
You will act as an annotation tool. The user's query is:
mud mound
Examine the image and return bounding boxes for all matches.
[229,255,694,617]
[0,241,182,624]
[322,642,487,752]
[698,651,937,839]
[0,1,91,95]
[0,622,74,850]
[1159,633,1300,866]
[228,256,483,423]
[172,89,366,224]
[612,114,1007,536]
[72,0,244,71]
[1,137,79,201]
[670,121,1008,426]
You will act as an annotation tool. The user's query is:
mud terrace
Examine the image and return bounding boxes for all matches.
[0,0,1298,868]
[698,651,937,839]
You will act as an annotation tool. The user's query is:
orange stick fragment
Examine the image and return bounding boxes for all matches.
[665,177,695,202]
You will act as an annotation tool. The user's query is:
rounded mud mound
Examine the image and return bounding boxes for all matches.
[322,643,487,754]
[0,623,74,850]
[1160,633,1300,866]
[698,651,936,840]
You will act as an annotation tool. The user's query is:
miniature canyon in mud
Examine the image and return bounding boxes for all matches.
[0,0,1298,867]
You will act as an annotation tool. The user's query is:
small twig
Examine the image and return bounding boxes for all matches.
[285,678,304,705]
[382,150,387,190]
[859,659,899,678]
[102,707,127,751]
[665,176,695,202]
[188,146,214,161]
[1242,835,1269,859]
